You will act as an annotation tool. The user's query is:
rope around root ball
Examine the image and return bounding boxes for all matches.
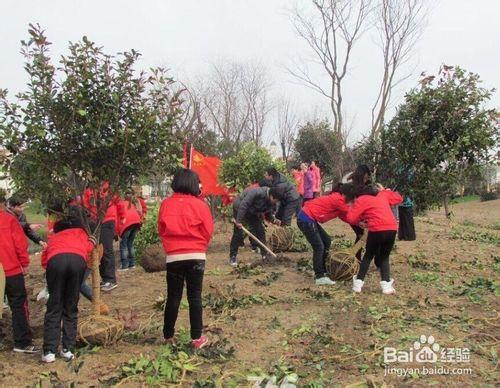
[326,251,360,281]
[78,314,124,346]
[269,226,295,252]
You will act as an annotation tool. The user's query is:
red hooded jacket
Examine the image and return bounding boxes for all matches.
[158,193,214,257]
[292,170,305,196]
[117,199,141,236]
[0,210,29,277]
[346,189,403,232]
[138,197,148,222]
[302,192,349,223]
[41,228,94,269]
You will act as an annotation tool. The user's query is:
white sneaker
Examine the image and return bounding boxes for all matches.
[42,352,56,363]
[315,276,336,286]
[352,276,364,293]
[380,279,396,294]
[60,348,74,361]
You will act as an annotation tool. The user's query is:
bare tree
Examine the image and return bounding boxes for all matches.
[289,0,371,137]
[200,61,272,151]
[276,98,299,163]
[371,0,426,139]
[240,63,273,147]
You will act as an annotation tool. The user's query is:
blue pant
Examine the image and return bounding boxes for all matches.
[120,225,139,269]
[80,269,92,301]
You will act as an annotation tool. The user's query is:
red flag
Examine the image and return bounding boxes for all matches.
[190,148,234,202]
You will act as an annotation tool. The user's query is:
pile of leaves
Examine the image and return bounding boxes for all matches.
[203,284,277,315]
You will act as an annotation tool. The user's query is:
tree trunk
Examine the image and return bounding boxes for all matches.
[91,246,102,315]
[443,196,451,219]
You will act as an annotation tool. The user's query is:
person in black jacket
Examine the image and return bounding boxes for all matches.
[7,194,47,249]
[264,167,301,226]
[229,187,284,266]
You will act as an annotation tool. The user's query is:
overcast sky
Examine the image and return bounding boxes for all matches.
[1,0,498,145]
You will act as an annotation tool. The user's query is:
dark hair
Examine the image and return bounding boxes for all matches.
[269,187,285,201]
[348,164,372,185]
[340,182,379,201]
[339,183,357,202]
[171,169,201,196]
[8,192,28,207]
[0,188,6,203]
[258,179,271,188]
[265,166,279,179]
[331,182,343,193]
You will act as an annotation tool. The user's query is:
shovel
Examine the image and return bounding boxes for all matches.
[233,219,277,258]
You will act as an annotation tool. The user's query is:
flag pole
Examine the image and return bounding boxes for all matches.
[189,144,193,169]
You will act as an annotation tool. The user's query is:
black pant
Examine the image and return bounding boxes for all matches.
[43,254,86,353]
[351,225,365,261]
[100,221,116,283]
[297,219,331,278]
[5,274,32,347]
[398,206,416,241]
[230,213,266,258]
[357,231,396,282]
[163,260,205,340]
[276,198,301,226]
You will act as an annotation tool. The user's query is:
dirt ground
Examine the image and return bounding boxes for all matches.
[0,199,498,387]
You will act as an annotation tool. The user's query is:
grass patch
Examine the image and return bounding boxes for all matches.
[450,195,480,204]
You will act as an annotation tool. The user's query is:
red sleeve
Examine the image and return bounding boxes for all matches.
[345,198,366,226]
[381,190,403,206]
[157,201,167,238]
[117,200,126,221]
[41,246,48,269]
[11,218,29,268]
[139,198,147,220]
[197,200,214,243]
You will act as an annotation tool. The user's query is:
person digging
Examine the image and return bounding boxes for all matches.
[229,186,284,267]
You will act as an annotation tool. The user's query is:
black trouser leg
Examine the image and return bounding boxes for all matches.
[5,274,32,347]
[61,255,86,350]
[99,221,116,283]
[185,261,205,339]
[277,198,301,226]
[297,220,329,278]
[375,231,396,282]
[357,232,379,281]
[44,256,66,353]
[229,225,245,258]
[163,262,185,339]
[351,225,364,261]
[246,214,266,256]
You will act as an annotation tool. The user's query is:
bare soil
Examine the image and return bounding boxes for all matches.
[0,199,498,387]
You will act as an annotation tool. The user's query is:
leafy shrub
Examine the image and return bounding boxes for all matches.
[480,191,498,202]
[135,203,160,261]
[219,142,288,192]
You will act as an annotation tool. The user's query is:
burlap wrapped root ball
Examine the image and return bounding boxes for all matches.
[269,226,296,252]
[326,251,360,281]
[140,244,167,273]
[78,315,124,346]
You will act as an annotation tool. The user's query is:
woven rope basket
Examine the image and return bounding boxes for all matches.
[326,251,360,281]
[269,226,295,252]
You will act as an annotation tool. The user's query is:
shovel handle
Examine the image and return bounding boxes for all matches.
[233,219,277,258]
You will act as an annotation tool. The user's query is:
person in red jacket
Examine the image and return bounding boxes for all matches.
[297,184,349,286]
[0,189,39,354]
[292,164,305,197]
[82,183,118,292]
[117,191,142,270]
[343,183,403,295]
[41,204,95,363]
[158,169,214,349]
[310,160,321,198]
